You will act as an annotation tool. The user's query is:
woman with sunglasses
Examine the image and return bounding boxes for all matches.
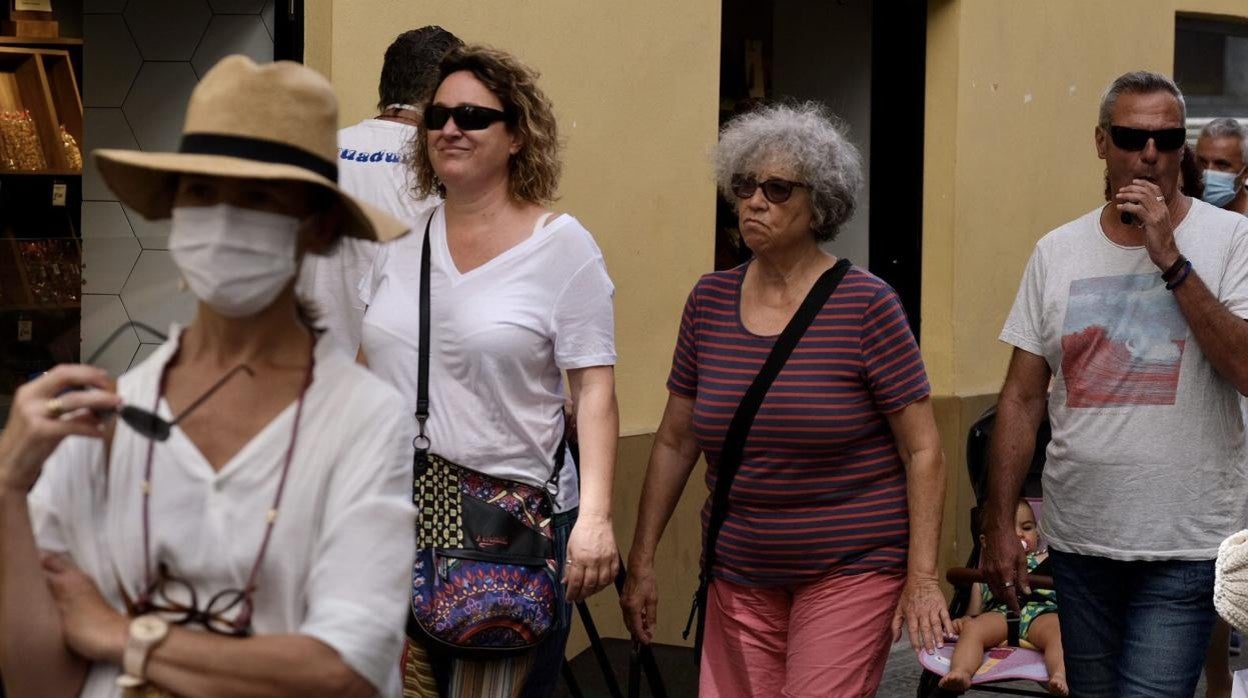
[357,45,619,697]
[0,57,415,697]
[620,102,949,697]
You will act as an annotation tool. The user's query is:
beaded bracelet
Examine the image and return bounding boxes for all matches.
[1165,260,1192,291]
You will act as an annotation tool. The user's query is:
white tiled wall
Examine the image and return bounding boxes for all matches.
[82,1,274,375]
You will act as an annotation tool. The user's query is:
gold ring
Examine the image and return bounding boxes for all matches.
[1155,196,1165,202]
[45,397,65,418]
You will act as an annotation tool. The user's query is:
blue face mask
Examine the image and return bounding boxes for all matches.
[1203,169,1245,208]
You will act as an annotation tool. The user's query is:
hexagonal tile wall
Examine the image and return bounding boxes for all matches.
[123,0,212,61]
[83,0,127,12]
[120,250,198,338]
[82,1,274,367]
[83,14,141,108]
[123,205,171,250]
[81,202,140,295]
[81,294,140,376]
[192,14,273,78]
[208,0,266,13]
[123,62,199,152]
[83,108,138,202]
[261,0,275,40]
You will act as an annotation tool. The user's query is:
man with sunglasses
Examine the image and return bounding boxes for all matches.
[1197,117,1248,216]
[298,26,461,357]
[982,70,1248,697]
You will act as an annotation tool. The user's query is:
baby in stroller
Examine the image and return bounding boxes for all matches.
[938,498,1067,696]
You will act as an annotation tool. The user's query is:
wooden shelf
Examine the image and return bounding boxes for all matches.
[0,36,81,46]
[0,46,82,171]
[0,168,78,176]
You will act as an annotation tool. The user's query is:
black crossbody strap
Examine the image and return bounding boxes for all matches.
[412,208,566,492]
[682,257,853,659]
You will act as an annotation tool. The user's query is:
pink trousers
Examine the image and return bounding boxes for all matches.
[699,570,905,698]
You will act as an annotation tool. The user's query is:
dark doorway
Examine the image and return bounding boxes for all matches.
[716,0,926,336]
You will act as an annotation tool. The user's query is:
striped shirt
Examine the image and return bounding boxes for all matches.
[667,263,929,586]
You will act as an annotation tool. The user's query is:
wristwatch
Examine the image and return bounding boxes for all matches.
[116,614,169,688]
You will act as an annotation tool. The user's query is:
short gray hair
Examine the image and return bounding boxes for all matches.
[713,102,862,242]
[1098,71,1186,129]
[1199,117,1248,164]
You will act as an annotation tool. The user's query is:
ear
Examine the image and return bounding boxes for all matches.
[508,129,524,156]
[1094,125,1109,161]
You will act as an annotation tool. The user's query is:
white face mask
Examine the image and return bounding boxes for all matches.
[169,204,302,318]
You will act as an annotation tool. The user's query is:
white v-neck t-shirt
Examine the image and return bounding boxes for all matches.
[359,207,616,504]
[28,331,415,697]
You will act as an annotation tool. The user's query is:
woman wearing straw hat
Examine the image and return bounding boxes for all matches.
[358,45,619,697]
[0,55,415,697]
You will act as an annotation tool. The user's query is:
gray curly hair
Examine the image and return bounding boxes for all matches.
[1200,117,1248,164]
[714,102,862,242]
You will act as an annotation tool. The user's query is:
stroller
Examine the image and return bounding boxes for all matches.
[914,404,1056,697]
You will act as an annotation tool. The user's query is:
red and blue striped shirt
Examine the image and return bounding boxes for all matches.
[667,263,930,586]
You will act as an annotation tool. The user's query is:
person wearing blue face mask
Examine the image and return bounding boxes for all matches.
[1197,117,1248,215]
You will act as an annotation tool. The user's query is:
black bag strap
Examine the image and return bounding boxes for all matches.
[412,208,567,491]
[681,257,853,661]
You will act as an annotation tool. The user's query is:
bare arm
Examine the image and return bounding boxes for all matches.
[43,548,376,698]
[0,493,87,698]
[887,396,945,583]
[144,630,374,697]
[0,366,120,698]
[886,396,953,650]
[1170,270,1248,394]
[967,582,984,616]
[981,348,1051,612]
[563,365,620,602]
[620,393,701,644]
[1117,183,1248,393]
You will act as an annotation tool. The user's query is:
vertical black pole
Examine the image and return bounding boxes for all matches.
[868,0,927,338]
[273,0,304,63]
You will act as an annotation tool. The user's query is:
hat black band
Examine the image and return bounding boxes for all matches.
[179,133,338,182]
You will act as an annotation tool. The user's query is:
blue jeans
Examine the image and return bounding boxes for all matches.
[519,507,577,698]
[1048,548,1217,697]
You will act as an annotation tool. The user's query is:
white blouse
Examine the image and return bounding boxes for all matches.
[29,331,415,697]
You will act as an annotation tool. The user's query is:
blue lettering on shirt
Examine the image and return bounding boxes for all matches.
[338,148,405,164]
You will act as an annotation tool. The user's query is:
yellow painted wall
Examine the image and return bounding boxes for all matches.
[923,0,1248,572]
[308,0,721,437]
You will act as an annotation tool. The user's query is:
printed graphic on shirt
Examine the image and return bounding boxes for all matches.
[1061,273,1187,408]
[338,148,405,164]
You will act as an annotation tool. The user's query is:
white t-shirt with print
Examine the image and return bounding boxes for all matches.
[359,207,616,511]
[28,331,415,697]
[1001,199,1248,560]
[297,119,437,356]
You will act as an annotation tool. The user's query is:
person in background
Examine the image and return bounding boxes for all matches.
[1197,117,1248,698]
[1197,117,1248,216]
[298,25,462,356]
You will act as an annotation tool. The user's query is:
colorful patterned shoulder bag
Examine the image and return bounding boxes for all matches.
[406,211,565,658]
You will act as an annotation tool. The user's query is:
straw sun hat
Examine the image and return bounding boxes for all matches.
[94,54,408,242]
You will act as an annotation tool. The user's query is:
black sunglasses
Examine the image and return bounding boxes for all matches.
[83,321,251,441]
[423,104,512,131]
[1108,125,1187,152]
[731,175,808,204]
